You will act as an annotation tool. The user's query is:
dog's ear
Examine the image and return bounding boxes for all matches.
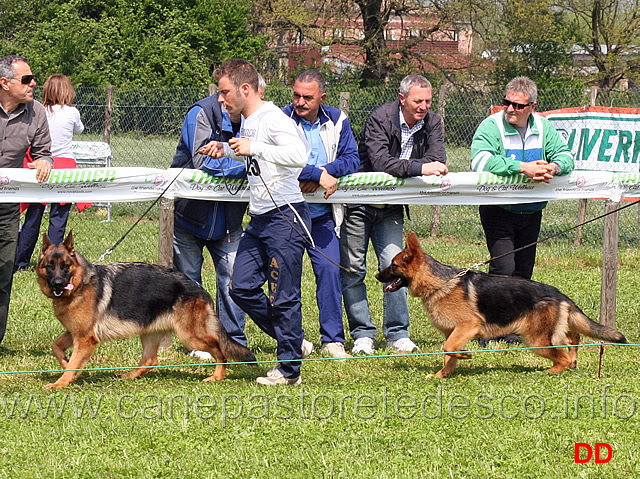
[63,230,75,253]
[405,232,422,256]
[41,233,52,252]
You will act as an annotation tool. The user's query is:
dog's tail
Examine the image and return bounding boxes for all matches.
[218,330,257,364]
[568,305,627,344]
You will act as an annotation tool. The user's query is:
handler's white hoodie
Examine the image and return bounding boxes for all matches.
[223,101,309,215]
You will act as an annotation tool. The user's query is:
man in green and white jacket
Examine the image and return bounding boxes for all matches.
[471,76,574,281]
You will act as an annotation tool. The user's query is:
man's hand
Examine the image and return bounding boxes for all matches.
[27,159,52,182]
[520,160,555,183]
[318,167,338,199]
[421,162,448,176]
[228,137,251,156]
[299,180,319,194]
[198,141,225,159]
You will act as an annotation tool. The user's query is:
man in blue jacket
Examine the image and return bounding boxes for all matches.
[282,69,360,359]
[171,91,248,349]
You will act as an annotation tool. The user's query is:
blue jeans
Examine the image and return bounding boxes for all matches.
[339,204,410,342]
[15,202,72,270]
[173,223,247,345]
[230,202,310,379]
[306,212,344,344]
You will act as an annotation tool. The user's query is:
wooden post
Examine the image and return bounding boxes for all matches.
[102,85,114,144]
[431,84,449,237]
[158,197,174,268]
[339,92,350,115]
[574,200,587,246]
[208,83,217,96]
[575,86,599,245]
[600,200,619,328]
[157,197,175,350]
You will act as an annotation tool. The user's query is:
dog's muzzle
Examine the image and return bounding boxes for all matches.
[50,279,73,297]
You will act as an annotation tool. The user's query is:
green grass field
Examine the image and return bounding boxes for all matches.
[1,208,639,478]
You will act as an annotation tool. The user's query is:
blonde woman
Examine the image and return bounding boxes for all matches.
[15,74,84,271]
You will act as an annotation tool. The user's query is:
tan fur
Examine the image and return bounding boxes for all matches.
[376,232,627,378]
[37,231,255,389]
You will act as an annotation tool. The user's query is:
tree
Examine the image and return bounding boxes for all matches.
[484,0,579,88]
[563,0,640,90]
[254,0,480,85]
[1,0,266,87]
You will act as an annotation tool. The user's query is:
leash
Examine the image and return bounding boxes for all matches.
[94,138,229,263]
[453,199,640,277]
[95,167,184,264]
[250,157,355,274]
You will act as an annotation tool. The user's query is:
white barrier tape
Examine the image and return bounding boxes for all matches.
[1,167,639,205]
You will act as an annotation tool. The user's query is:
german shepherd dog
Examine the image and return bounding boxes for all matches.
[376,232,627,378]
[36,231,256,389]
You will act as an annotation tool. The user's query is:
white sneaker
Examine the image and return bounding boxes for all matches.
[188,350,213,360]
[266,365,280,378]
[302,339,314,359]
[320,342,352,359]
[352,337,375,355]
[256,368,302,386]
[387,338,419,352]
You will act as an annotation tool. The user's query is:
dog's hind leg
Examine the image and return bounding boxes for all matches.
[528,337,573,373]
[175,328,227,382]
[52,331,73,369]
[44,334,99,389]
[431,323,480,378]
[121,333,162,380]
[174,304,228,382]
[199,340,226,382]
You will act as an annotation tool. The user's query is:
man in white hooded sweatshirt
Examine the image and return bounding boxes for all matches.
[199,59,311,385]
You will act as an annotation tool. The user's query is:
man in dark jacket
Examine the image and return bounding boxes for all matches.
[170,92,248,349]
[340,74,448,355]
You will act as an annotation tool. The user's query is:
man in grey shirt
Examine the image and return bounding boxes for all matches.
[0,55,53,343]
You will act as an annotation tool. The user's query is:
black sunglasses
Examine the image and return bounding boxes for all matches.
[503,97,533,110]
[12,74,35,85]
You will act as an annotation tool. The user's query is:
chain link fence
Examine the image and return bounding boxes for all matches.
[26,85,640,266]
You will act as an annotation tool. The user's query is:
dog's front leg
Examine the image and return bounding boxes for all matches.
[45,334,99,389]
[429,323,479,378]
[52,331,73,368]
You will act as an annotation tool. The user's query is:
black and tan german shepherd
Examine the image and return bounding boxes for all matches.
[376,232,627,378]
[36,231,255,389]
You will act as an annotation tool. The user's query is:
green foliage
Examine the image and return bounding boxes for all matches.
[490,0,577,86]
[1,0,266,87]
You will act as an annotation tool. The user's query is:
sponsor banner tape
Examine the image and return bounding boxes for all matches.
[1,167,639,205]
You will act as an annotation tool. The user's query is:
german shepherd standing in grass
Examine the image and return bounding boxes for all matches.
[376,232,627,378]
[36,231,256,389]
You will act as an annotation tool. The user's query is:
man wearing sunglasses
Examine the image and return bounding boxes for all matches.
[0,55,53,344]
[470,76,574,345]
